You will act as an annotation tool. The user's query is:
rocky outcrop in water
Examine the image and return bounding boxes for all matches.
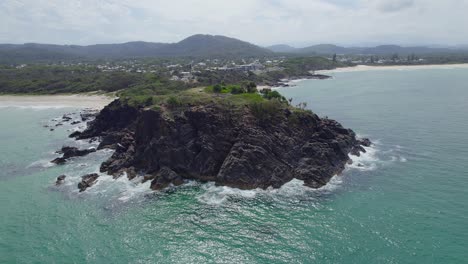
[51,146,96,164]
[78,173,99,192]
[71,99,370,190]
[55,175,66,185]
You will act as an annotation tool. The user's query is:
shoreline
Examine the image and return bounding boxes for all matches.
[316,63,468,74]
[0,94,115,109]
[266,63,468,90]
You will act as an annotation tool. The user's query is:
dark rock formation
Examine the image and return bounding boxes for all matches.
[80,110,98,122]
[310,74,332,80]
[51,146,96,164]
[69,131,82,138]
[55,175,66,185]
[150,167,185,190]
[62,115,72,122]
[78,173,99,192]
[350,145,366,157]
[51,157,67,165]
[73,99,371,190]
[358,138,372,147]
[57,146,96,159]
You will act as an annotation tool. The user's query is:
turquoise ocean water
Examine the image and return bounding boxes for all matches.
[1,67,467,263]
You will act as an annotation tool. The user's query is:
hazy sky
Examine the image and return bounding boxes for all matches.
[1,0,467,46]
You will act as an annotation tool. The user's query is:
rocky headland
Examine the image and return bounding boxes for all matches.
[67,88,370,191]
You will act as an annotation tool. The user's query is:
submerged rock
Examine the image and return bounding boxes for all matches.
[69,131,82,138]
[73,99,371,190]
[51,157,67,165]
[55,175,66,185]
[78,173,99,192]
[62,115,72,122]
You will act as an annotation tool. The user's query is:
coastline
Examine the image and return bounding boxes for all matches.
[316,63,468,74]
[265,63,468,90]
[0,94,115,109]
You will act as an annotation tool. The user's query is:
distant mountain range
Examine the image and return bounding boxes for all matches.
[0,34,273,63]
[1,34,468,63]
[266,43,468,55]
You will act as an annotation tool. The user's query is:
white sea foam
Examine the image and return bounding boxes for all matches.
[196,176,344,205]
[347,145,380,171]
[27,159,55,168]
[64,170,153,203]
[84,173,152,201]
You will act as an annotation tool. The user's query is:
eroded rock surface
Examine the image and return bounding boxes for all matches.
[71,99,371,190]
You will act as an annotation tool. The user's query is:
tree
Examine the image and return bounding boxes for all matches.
[213,84,222,93]
[332,54,337,63]
[245,81,257,93]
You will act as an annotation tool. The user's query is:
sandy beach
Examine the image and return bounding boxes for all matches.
[316,63,468,74]
[0,94,115,109]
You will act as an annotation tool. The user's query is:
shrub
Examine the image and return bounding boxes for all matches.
[213,84,222,93]
[230,86,246,94]
[246,82,257,93]
[260,88,287,103]
[249,99,283,121]
[166,96,181,108]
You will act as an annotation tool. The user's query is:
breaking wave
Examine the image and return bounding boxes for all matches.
[27,159,55,168]
[196,176,344,206]
[196,140,410,206]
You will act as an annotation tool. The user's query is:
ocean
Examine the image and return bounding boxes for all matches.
[1,67,468,263]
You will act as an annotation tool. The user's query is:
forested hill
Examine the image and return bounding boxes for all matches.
[0,35,273,63]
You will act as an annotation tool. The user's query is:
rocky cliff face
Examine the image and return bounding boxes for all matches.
[72,99,369,190]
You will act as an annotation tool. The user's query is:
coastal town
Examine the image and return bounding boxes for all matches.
[8,53,429,86]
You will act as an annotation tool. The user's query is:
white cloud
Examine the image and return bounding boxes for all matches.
[0,0,467,46]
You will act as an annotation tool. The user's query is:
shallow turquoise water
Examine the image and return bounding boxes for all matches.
[1,68,468,263]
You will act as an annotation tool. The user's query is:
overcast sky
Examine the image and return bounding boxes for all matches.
[1,0,467,47]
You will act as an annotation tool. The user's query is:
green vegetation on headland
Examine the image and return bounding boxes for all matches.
[115,76,313,131]
[0,65,191,95]
[0,56,343,95]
